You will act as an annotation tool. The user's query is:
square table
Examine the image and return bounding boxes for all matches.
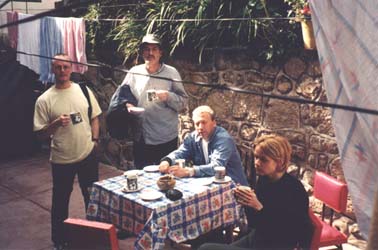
[86,171,242,250]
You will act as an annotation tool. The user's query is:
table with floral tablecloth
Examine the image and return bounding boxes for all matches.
[86,171,242,250]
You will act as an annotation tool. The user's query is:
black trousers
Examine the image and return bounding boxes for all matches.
[198,230,256,250]
[133,137,178,169]
[51,149,98,245]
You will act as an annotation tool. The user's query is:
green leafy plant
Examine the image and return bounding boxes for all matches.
[84,4,101,55]
[80,0,303,64]
[284,0,310,21]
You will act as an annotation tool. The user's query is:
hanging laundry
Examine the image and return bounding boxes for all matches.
[39,16,64,83]
[17,13,40,74]
[0,11,8,36]
[6,11,18,49]
[311,0,378,239]
[3,13,88,82]
[39,16,88,82]
[63,17,88,74]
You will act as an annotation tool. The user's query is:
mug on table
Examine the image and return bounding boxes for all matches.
[214,166,226,181]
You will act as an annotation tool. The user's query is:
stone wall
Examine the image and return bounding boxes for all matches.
[84,49,366,248]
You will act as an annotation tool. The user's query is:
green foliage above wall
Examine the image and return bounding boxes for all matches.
[83,0,304,65]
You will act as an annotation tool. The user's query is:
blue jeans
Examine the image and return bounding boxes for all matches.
[51,149,98,245]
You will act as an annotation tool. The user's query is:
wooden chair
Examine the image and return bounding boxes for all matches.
[313,171,348,249]
[237,144,256,188]
[229,144,256,242]
[64,218,119,250]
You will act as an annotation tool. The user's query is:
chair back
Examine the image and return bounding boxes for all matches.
[64,218,119,250]
[313,171,348,213]
[308,208,323,250]
[237,144,256,188]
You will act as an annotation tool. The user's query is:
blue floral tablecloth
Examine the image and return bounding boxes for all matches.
[86,171,241,250]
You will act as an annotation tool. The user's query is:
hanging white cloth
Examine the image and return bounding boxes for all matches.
[17,13,40,74]
[0,11,8,36]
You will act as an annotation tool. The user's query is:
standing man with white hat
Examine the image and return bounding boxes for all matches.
[115,34,188,169]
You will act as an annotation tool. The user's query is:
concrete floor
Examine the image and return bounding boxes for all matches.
[0,151,137,250]
[0,151,362,250]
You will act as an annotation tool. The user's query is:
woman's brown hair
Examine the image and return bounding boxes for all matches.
[254,134,292,172]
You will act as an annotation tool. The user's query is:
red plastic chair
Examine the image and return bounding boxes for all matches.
[308,208,323,250]
[64,218,119,250]
[313,171,348,249]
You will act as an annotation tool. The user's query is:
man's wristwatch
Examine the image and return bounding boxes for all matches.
[188,168,195,177]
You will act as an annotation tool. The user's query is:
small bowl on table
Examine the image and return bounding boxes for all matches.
[157,175,176,191]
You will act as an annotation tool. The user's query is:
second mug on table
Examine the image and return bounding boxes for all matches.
[214,166,226,181]
[126,173,138,191]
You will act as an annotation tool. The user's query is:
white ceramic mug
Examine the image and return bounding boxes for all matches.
[70,112,82,124]
[147,90,158,102]
[126,173,138,190]
[214,166,226,181]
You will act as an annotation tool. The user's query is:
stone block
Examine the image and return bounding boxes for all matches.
[276,75,293,94]
[307,60,322,77]
[245,70,264,83]
[296,76,322,100]
[239,124,257,141]
[292,144,306,161]
[206,91,234,119]
[263,99,300,129]
[284,57,306,79]
[261,64,280,77]
[329,157,345,181]
[232,92,262,122]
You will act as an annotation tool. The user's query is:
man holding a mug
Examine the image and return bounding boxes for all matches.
[33,54,102,250]
[116,33,188,169]
[159,105,248,186]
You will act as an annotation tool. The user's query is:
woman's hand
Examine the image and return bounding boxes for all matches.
[234,185,263,211]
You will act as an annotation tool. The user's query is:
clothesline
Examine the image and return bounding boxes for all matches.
[0,0,305,28]
[1,14,308,30]
[0,9,53,12]
[14,49,378,117]
[83,16,304,23]
[0,0,93,29]
[0,0,11,10]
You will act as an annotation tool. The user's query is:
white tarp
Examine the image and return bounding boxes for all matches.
[310,0,378,239]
